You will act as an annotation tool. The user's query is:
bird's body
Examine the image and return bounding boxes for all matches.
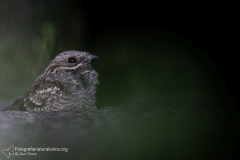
[3,50,99,112]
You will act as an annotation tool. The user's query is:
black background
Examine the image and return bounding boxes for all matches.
[81,1,238,104]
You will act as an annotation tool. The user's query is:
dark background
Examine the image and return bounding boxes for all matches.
[0,0,238,105]
[0,1,239,160]
[82,0,238,103]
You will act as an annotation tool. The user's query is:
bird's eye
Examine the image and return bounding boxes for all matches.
[68,57,77,63]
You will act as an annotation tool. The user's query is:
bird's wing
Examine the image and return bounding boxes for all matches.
[23,81,64,111]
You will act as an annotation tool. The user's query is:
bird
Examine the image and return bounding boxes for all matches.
[2,50,99,112]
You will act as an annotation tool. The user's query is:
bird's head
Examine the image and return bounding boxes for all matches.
[44,50,98,75]
[38,50,99,90]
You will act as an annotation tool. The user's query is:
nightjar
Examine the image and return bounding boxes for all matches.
[3,50,99,112]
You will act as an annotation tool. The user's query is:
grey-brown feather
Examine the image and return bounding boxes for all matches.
[3,50,99,112]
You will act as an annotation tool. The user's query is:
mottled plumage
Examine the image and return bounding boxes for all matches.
[3,50,99,111]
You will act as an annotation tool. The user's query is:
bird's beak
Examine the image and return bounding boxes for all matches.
[91,54,98,60]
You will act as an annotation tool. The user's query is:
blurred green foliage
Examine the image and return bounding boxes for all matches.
[35,23,56,66]
[0,22,56,98]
